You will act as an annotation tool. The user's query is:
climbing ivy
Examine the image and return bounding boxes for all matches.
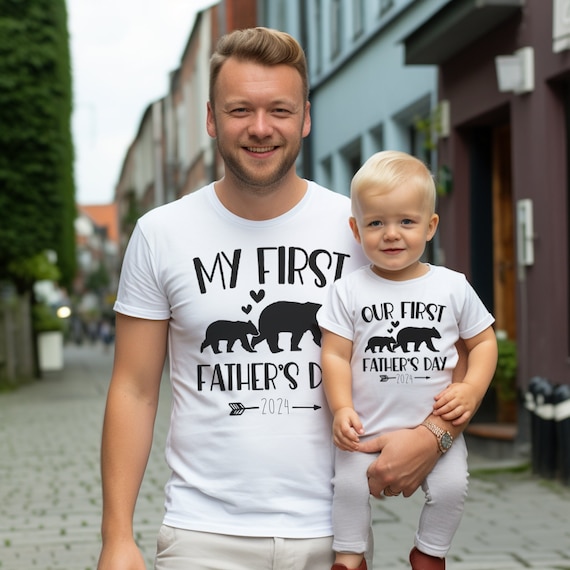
[0,0,76,292]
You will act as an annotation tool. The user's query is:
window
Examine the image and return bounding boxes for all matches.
[320,156,332,190]
[341,139,362,197]
[312,0,323,74]
[352,0,364,39]
[379,0,394,17]
[277,0,287,30]
[331,0,342,58]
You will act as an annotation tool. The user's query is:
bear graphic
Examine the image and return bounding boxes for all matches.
[364,336,396,353]
[200,320,259,354]
[396,326,441,353]
[251,301,321,353]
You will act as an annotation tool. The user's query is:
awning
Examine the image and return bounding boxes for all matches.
[403,0,524,65]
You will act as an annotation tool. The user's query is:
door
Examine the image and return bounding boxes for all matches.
[492,124,517,339]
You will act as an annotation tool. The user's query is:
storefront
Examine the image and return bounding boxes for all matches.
[404,0,570,434]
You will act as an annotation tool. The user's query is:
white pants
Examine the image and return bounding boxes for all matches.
[332,435,469,558]
[155,526,336,570]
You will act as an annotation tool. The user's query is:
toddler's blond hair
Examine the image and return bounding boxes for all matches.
[351,150,437,214]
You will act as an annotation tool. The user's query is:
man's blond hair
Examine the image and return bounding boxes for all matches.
[209,27,309,108]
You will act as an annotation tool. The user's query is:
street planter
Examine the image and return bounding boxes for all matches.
[38,330,64,371]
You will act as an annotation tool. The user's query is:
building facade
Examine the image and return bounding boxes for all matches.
[114,0,258,248]
[259,0,443,198]
[402,0,570,417]
[111,0,570,465]
[258,0,570,454]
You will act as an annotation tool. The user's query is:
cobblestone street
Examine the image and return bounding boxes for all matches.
[1,344,570,569]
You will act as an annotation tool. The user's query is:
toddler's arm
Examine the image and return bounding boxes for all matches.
[321,328,363,450]
[433,326,498,425]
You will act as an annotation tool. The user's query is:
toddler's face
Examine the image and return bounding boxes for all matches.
[349,183,438,281]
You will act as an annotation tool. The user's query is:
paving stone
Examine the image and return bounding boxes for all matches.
[2,344,570,569]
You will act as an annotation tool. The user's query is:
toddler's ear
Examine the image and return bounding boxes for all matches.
[427,213,439,241]
[349,217,362,243]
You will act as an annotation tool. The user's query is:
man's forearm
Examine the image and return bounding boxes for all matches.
[100,384,157,542]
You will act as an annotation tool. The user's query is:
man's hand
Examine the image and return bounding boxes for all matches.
[357,426,439,498]
[97,538,146,570]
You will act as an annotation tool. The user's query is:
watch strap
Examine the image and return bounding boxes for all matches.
[421,420,453,453]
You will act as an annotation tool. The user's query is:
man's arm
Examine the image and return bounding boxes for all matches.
[97,314,169,570]
[358,425,443,498]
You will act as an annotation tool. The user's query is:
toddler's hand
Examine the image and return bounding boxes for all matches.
[433,383,478,425]
[332,407,364,451]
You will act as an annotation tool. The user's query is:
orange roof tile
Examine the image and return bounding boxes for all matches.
[79,204,119,244]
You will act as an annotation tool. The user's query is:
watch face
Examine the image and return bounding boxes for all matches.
[441,432,453,450]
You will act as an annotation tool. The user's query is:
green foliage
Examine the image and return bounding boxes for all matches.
[414,104,447,152]
[86,264,110,292]
[0,0,76,292]
[32,301,64,332]
[493,337,518,402]
[7,251,61,291]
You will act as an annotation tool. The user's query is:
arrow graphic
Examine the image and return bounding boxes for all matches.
[229,402,322,415]
[228,403,260,416]
[378,375,396,382]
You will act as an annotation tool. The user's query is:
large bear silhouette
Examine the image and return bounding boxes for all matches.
[251,301,321,353]
[396,326,441,352]
[200,320,258,354]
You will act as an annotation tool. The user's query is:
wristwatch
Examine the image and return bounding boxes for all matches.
[421,420,453,454]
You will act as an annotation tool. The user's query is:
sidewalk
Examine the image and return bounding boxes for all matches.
[0,343,171,570]
[0,344,569,570]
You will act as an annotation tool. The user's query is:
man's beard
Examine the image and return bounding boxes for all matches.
[216,137,303,193]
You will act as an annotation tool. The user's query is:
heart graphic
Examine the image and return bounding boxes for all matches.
[391,321,400,328]
[250,289,265,303]
[242,305,252,314]
[387,328,393,334]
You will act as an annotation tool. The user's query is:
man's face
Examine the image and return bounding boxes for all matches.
[207,58,311,193]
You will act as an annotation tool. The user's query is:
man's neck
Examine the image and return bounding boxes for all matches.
[213,176,308,221]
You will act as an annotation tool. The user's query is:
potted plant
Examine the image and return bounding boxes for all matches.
[492,332,518,423]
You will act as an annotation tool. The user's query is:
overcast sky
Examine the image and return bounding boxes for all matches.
[68,0,215,205]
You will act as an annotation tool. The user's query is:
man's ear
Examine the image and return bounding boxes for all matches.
[302,101,311,138]
[349,217,362,243]
[206,102,216,138]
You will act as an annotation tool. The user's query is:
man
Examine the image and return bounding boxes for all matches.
[97,27,459,570]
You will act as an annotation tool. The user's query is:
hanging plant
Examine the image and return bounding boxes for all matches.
[492,336,518,402]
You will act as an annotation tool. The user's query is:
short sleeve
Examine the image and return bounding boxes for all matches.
[316,279,355,341]
[113,222,171,320]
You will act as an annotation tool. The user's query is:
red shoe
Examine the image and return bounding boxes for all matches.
[409,547,445,570]
[331,558,367,570]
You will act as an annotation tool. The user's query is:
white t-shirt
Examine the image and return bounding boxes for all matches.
[317,265,495,437]
[114,182,366,538]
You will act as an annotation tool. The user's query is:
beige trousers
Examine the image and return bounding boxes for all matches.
[154,526,337,570]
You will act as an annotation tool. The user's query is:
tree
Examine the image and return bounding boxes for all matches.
[0,0,76,293]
